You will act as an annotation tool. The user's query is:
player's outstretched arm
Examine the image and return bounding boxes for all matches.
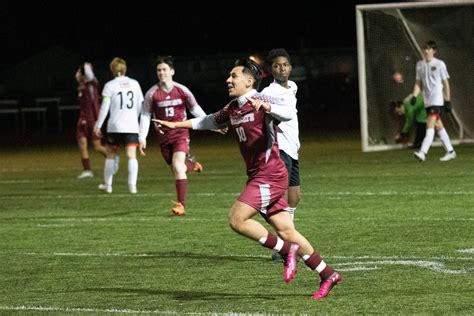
[152,119,192,131]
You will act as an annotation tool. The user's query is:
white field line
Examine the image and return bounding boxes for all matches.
[0,252,472,261]
[336,260,467,274]
[0,251,471,274]
[0,305,208,315]
[0,305,290,316]
[458,248,474,253]
[0,257,470,314]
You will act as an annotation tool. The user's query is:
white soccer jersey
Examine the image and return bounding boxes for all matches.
[261,80,300,160]
[416,57,449,107]
[96,76,144,133]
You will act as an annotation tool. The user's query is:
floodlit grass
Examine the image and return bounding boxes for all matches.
[0,131,473,315]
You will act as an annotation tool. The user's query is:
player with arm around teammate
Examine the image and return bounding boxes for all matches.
[94,57,144,194]
[154,58,342,299]
[261,48,301,220]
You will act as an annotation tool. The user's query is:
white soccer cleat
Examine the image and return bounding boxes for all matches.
[98,183,112,194]
[129,185,137,194]
[77,170,94,179]
[440,151,456,161]
[414,150,425,162]
[114,155,120,174]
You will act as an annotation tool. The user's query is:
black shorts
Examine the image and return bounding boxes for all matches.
[105,133,139,147]
[426,106,442,115]
[280,150,300,187]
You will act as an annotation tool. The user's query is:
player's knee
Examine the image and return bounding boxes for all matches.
[276,227,294,241]
[228,213,246,233]
[228,217,240,233]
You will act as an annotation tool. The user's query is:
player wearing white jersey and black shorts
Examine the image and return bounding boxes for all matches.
[262,48,301,221]
[412,40,455,162]
[94,57,144,194]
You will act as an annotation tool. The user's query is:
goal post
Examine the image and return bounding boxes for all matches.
[356,1,474,152]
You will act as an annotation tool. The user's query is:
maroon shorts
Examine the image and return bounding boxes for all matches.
[238,175,289,218]
[160,138,190,165]
[76,119,100,141]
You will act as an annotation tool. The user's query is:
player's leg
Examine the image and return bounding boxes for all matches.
[185,153,203,173]
[76,121,94,179]
[413,122,426,149]
[269,212,342,299]
[280,151,300,219]
[171,151,188,215]
[287,158,301,218]
[415,109,438,161]
[227,200,298,274]
[91,138,107,157]
[125,134,139,194]
[99,134,119,193]
[436,119,456,161]
[77,136,94,179]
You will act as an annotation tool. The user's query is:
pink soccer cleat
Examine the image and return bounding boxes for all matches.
[311,271,342,299]
[283,243,300,282]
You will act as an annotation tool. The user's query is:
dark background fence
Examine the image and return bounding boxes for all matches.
[0,47,360,142]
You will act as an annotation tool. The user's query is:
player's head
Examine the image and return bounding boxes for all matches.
[266,48,292,83]
[235,57,263,86]
[155,55,174,70]
[422,40,438,51]
[110,57,127,77]
[390,100,404,116]
[267,48,292,65]
[227,58,263,97]
[422,40,437,60]
[155,56,175,83]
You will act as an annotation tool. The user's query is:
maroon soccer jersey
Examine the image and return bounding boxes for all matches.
[143,82,204,145]
[213,93,288,180]
[77,80,100,122]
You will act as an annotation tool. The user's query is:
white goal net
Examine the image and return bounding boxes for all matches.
[356,1,474,152]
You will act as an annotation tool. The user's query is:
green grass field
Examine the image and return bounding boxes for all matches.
[0,131,473,315]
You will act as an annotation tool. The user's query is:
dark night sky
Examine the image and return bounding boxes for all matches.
[2,1,404,68]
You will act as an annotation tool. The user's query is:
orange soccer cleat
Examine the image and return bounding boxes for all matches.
[171,201,185,216]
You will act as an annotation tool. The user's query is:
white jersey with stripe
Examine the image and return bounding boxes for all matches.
[415,57,449,107]
[96,76,144,133]
[261,80,300,160]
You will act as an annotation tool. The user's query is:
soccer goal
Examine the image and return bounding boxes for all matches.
[356,1,474,152]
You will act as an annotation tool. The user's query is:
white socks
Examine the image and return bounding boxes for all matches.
[104,158,115,186]
[437,128,454,152]
[420,128,435,154]
[128,158,138,188]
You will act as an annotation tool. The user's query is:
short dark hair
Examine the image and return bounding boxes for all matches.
[266,48,292,65]
[422,40,438,50]
[234,57,263,89]
[155,55,174,69]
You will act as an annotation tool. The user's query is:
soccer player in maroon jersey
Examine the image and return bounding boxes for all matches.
[139,56,210,216]
[75,62,107,179]
[154,58,341,299]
